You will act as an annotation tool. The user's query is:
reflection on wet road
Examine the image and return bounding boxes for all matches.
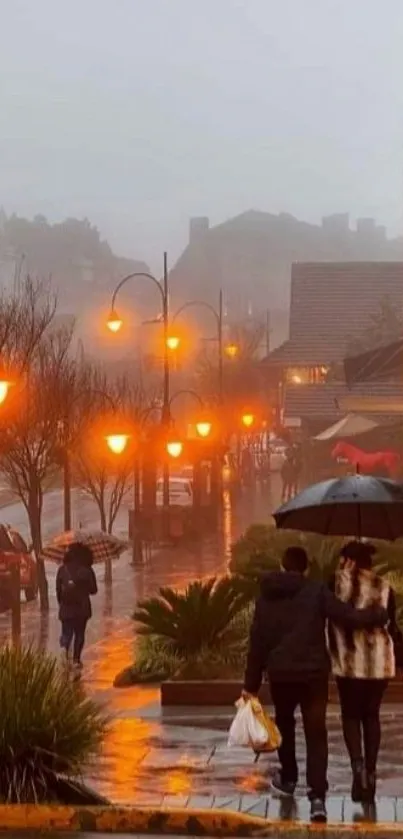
[0,480,279,805]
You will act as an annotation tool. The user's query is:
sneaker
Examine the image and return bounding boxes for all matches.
[310,798,327,823]
[270,770,296,797]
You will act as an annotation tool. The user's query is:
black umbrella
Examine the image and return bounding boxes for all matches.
[273,475,403,540]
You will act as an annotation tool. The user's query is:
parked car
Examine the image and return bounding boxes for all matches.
[156,477,193,507]
[0,525,38,604]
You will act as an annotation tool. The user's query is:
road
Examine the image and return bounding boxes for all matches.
[0,478,280,666]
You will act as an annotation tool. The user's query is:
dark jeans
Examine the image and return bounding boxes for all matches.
[270,676,328,800]
[336,677,388,773]
[60,617,88,662]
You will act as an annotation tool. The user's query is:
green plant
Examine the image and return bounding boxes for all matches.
[133,577,247,656]
[135,635,183,680]
[231,523,403,591]
[0,646,107,803]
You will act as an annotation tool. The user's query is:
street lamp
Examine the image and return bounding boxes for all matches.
[166,334,180,351]
[106,433,130,455]
[0,380,12,405]
[169,389,211,439]
[107,254,171,512]
[224,343,239,359]
[171,291,224,403]
[166,439,183,459]
[196,420,212,438]
[106,311,124,333]
[242,412,255,429]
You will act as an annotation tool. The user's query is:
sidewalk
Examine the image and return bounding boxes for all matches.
[83,685,403,826]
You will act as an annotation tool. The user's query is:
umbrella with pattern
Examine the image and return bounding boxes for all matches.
[42,530,128,564]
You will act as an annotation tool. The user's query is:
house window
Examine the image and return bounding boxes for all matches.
[286,366,329,385]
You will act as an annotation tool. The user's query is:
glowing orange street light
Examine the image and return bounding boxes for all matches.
[225,343,238,359]
[166,334,180,351]
[166,439,183,458]
[0,380,12,405]
[107,309,123,333]
[242,412,255,429]
[196,419,212,439]
[105,433,130,455]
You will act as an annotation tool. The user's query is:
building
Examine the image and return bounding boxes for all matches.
[263,262,403,434]
[169,212,403,351]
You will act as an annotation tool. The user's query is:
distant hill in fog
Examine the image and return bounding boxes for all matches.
[170,211,403,326]
[0,209,149,310]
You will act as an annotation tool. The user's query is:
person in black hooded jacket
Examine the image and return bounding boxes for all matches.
[243,545,387,824]
[56,542,97,670]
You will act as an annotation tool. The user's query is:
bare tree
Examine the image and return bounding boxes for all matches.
[0,276,56,374]
[196,321,265,408]
[0,327,80,610]
[73,375,147,535]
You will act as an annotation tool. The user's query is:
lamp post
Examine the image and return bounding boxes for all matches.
[171,290,224,403]
[107,253,171,517]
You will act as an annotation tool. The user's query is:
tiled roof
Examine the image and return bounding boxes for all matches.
[284,380,403,420]
[344,338,403,385]
[265,262,403,365]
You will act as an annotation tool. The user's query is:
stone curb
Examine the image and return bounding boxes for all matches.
[0,806,402,836]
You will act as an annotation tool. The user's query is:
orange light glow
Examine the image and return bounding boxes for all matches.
[107,309,123,333]
[225,343,238,359]
[242,412,255,428]
[0,380,12,405]
[166,440,183,458]
[196,420,212,438]
[106,434,130,454]
[166,334,180,351]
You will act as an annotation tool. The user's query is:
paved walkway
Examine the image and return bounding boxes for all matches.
[3,477,403,825]
[81,691,403,824]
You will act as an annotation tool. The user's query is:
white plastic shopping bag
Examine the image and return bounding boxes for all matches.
[227,697,268,749]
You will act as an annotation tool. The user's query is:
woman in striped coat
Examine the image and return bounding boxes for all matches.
[328,541,402,804]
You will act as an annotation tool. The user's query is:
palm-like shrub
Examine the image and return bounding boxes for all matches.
[0,646,107,803]
[133,576,247,656]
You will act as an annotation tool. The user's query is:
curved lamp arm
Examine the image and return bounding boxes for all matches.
[111,271,165,311]
[172,300,219,330]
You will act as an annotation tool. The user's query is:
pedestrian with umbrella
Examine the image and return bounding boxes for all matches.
[56,542,97,672]
[328,539,403,805]
[268,473,403,812]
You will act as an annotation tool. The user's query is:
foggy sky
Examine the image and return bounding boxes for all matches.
[1,0,402,271]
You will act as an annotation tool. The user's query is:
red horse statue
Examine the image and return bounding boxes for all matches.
[331,440,401,477]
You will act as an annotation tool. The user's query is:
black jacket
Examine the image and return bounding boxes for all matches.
[56,560,97,621]
[244,571,388,693]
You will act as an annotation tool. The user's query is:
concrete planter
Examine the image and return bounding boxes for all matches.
[161,677,403,706]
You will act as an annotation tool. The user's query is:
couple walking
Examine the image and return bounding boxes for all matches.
[243,540,401,823]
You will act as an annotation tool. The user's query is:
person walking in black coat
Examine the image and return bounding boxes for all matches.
[56,542,97,671]
[243,546,388,824]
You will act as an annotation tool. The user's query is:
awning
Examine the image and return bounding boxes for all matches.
[313,413,379,441]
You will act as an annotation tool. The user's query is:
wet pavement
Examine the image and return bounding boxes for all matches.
[2,475,403,823]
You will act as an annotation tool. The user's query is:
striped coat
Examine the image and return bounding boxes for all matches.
[328,568,395,680]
